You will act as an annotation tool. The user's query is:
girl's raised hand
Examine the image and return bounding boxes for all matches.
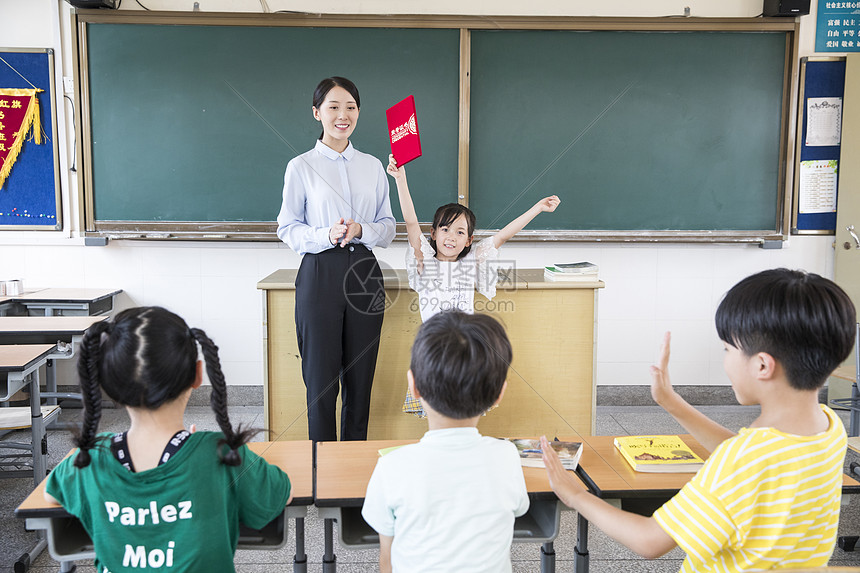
[536,195,561,213]
[386,154,405,180]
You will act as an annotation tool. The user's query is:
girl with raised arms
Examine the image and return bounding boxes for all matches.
[387,155,559,416]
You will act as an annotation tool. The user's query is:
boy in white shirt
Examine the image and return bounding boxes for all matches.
[362,310,529,573]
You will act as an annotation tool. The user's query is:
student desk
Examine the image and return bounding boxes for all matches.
[10,288,122,317]
[314,439,569,573]
[0,344,61,484]
[573,435,860,573]
[15,440,314,572]
[0,316,107,407]
[258,268,603,441]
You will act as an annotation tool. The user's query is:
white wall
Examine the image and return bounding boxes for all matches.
[0,0,841,388]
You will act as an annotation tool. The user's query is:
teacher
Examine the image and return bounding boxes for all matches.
[276,77,396,442]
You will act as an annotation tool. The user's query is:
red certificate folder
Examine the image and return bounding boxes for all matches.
[386,95,422,166]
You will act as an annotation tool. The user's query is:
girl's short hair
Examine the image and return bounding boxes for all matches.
[312,77,360,140]
[73,306,253,468]
[430,203,476,260]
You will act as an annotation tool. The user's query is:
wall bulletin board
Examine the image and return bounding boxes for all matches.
[792,56,846,234]
[0,48,61,230]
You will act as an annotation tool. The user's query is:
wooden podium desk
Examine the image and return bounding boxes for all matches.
[257,268,603,441]
[15,440,314,572]
[573,435,860,573]
[314,438,572,573]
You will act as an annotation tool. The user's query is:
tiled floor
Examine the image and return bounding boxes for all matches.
[2,404,859,572]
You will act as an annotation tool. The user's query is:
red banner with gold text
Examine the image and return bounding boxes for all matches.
[0,88,43,190]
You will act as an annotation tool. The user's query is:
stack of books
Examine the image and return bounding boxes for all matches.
[544,261,599,282]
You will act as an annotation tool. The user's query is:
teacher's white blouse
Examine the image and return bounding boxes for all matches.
[276,140,396,255]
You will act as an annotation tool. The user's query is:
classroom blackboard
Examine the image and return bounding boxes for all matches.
[470,30,787,232]
[84,23,460,228]
[0,49,61,230]
[78,15,796,240]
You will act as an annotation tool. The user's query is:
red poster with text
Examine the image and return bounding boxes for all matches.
[386,95,422,166]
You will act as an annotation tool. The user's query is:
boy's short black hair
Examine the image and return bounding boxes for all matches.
[410,310,512,419]
[716,268,856,391]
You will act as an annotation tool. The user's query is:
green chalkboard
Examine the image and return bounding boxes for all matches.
[85,23,460,225]
[81,17,795,239]
[469,30,787,232]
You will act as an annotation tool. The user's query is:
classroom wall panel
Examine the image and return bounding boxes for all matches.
[0,1,842,390]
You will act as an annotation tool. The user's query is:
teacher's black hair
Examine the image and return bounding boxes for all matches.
[312,77,360,140]
[715,268,855,392]
[73,306,255,468]
[410,310,511,419]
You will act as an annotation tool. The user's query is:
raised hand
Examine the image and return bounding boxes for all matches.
[386,154,406,181]
[649,331,678,408]
[540,435,585,507]
[535,195,561,213]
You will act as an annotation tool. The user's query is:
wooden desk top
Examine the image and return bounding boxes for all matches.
[315,437,601,507]
[13,288,122,304]
[0,315,106,335]
[16,440,314,518]
[247,440,313,505]
[581,435,860,497]
[257,268,603,291]
[0,344,57,372]
[580,435,711,497]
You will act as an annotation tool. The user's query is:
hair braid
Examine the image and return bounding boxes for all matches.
[191,328,255,465]
[73,321,112,468]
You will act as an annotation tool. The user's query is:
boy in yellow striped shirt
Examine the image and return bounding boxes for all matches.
[542,268,856,572]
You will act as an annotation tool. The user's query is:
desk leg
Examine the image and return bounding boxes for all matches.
[574,513,589,573]
[29,370,46,486]
[323,517,336,573]
[540,541,555,573]
[293,516,307,573]
[45,359,57,407]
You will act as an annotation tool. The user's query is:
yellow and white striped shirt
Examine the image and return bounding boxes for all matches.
[653,405,846,572]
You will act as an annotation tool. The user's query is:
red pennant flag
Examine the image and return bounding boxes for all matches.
[0,88,43,190]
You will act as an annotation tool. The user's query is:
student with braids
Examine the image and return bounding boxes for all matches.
[45,307,292,573]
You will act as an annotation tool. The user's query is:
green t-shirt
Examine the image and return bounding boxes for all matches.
[46,432,291,573]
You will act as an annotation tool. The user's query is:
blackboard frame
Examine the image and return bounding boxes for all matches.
[73,11,799,243]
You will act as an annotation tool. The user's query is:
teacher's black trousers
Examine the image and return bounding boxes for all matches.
[295,244,385,442]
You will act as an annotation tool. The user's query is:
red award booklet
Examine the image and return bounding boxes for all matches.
[386,95,422,166]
